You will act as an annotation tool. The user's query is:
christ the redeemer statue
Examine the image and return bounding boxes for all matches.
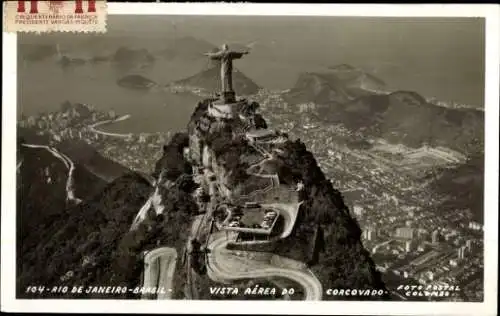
[204,44,248,103]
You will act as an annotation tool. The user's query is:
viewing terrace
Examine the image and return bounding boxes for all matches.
[216,203,281,236]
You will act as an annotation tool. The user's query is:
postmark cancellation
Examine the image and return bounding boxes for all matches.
[3,0,107,33]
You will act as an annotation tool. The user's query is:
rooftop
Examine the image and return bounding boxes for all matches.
[220,205,280,235]
[245,128,275,139]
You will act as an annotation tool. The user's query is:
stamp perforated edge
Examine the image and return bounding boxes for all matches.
[3,0,108,34]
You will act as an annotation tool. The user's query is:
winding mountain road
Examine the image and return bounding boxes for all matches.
[192,147,321,300]
[21,144,82,204]
[130,173,179,300]
[130,195,153,231]
[142,247,178,299]
[207,231,323,300]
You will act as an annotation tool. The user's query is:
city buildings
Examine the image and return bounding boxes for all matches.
[432,230,440,244]
[395,227,415,240]
[353,205,364,218]
[457,246,466,260]
[362,227,376,241]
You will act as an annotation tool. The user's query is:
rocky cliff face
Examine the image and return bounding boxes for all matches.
[185,98,387,298]
[266,140,386,295]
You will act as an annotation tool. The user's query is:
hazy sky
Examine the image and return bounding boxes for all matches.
[21,16,485,106]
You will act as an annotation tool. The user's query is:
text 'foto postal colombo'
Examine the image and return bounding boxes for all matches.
[3,0,107,33]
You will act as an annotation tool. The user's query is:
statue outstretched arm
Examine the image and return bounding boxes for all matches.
[203,51,224,59]
[230,51,249,59]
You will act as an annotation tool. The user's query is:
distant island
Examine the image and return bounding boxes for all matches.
[117,74,157,90]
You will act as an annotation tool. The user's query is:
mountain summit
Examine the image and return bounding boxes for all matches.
[176,98,387,299]
[172,66,260,96]
[284,64,386,105]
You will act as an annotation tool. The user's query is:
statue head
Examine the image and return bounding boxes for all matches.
[221,43,229,51]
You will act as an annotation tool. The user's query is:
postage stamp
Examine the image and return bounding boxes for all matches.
[3,0,107,33]
[1,2,499,316]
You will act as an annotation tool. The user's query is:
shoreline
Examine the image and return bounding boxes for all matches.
[88,113,178,137]
[89,114,133,138]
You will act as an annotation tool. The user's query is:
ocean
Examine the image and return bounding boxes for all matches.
[18,15,485,134]
[17,59,204,133]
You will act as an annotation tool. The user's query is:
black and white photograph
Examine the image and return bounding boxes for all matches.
[2,3,498,315]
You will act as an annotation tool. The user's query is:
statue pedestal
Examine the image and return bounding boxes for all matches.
[220,91,236,103]
[208,98,244,119]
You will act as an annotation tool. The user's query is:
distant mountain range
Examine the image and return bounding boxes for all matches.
[172,66,260,96]
[335,91,482,154]
[283,65,484,155]
[20,42,156,68]
[284,65,387,105]
[19,36,255,72]
[19,44,58,62]
[328,63,387,90]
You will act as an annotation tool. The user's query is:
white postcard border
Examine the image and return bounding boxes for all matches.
[2,3,498,315]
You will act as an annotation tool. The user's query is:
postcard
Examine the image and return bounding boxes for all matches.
[2,2,498,315]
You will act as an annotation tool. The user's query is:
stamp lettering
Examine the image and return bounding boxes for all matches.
[3,0,106,33]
